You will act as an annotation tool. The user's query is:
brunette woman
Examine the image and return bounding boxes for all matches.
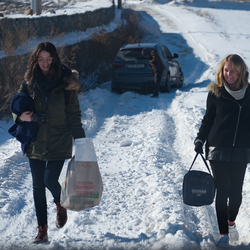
[14,42,85,243]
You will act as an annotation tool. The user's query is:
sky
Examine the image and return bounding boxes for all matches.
[1,0,250,249]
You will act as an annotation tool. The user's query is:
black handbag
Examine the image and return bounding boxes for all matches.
[182,153,215,206]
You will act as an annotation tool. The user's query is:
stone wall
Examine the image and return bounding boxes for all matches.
[0,6,115,40]
[0,5,117,87]
[0,6,144,91]
[0,7,146,113]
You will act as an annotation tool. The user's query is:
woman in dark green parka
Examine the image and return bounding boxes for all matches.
[16,42,85,243]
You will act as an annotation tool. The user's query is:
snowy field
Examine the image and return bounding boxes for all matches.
[1,0,250,249]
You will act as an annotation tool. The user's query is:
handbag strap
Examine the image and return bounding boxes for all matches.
[189,153,212,175]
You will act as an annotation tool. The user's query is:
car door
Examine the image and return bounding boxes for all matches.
[163,45,179,82]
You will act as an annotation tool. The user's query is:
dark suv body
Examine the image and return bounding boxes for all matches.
[111,43,184,93]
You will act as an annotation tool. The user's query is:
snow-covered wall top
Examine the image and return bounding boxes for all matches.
[0,6,115,41]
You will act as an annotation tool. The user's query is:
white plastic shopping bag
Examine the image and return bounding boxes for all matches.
[61,138,103,211]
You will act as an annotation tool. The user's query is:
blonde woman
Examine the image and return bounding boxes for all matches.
[194,54,249,247]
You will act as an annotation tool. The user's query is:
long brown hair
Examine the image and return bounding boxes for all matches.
[215,54,249,89]
[25,42,62,84]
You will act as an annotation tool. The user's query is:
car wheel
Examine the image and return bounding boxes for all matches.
[176,70,184,88]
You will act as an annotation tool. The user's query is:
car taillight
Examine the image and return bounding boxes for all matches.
[112,62,123,70]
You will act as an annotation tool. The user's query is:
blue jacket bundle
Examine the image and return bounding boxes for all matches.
[8,92,38,154]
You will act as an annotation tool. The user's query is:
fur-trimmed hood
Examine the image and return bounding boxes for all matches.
[207,82,223,98]
[64,69,80,91]
[26,66,81,91]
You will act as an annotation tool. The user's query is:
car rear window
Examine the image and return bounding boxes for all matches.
[116,48,145,61]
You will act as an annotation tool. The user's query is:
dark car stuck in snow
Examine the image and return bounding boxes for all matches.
[111,43,184,93]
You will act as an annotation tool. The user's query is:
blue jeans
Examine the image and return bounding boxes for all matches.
[210,160,247,234]
[29,159,65,227]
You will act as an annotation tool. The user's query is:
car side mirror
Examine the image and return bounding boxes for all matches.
[173,53,179,58]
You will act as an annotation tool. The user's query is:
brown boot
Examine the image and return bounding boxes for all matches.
[33,225,48,244]
[56,202,67,228]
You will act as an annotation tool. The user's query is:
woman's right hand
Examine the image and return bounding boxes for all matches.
[19,111,33,122]
[194,140,204,154]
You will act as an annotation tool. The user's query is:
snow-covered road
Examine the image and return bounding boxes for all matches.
[1,0,250,249]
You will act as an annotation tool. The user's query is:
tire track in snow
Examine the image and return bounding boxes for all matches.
[125,3,220,247]
[54,86,202,249]
[93,92,190,249]
[129,3,217,85]
[167,89,220,248]
[0,137,38,249]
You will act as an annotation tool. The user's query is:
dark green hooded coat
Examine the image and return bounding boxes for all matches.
[15,65,85,161]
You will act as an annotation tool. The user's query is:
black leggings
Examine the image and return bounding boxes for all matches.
[210,160,247,234]
[29,159,65,227]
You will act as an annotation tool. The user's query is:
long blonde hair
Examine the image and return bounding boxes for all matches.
[215,54,249,89]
